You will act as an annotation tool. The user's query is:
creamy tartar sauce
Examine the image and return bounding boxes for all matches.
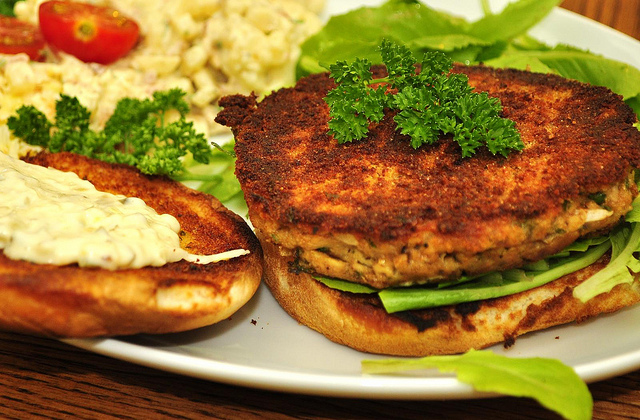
[0,153,248,270]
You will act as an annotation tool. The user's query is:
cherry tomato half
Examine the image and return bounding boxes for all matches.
[0,16,46,61]
[38,0,140,65]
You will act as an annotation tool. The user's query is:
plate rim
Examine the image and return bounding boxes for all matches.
[65,0,640,400]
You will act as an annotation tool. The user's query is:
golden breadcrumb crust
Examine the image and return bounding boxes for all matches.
[217,64,640,287]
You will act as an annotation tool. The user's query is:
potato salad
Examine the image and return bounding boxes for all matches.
[0,0,324,156]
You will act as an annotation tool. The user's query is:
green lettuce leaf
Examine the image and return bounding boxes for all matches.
[315,276,377,294]
[174,140,245,210]
[296,0,640,115]
[362,350,592,420]
[572,196,640,301]
[297,0,561,78]
[485,50,640,100]
[468,0,562,43]
[408,34,490,52]
[573,223,640,301]
[627,97,640,117]
[379,240,610,312]
[297,0,474,77]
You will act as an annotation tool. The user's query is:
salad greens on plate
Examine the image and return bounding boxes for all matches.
[298,0,640,116]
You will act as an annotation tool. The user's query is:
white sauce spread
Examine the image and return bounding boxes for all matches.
[0,153,248,270]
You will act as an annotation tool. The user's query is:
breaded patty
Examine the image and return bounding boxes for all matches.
[216,65,640,288]
[0,151,262,337]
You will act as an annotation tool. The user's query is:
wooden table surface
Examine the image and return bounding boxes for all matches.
[2,2,640,419]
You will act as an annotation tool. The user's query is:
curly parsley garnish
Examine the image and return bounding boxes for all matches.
[324,39,524,157]
[7,89,213,176]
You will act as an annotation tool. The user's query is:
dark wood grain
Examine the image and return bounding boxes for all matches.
[1,331,640,419]
[1,1,639,419]
[561,0,640,40]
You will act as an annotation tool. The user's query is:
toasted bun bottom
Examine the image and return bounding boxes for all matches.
[0,252,262,337]
[261,240,640,356]
[0,152,263,337]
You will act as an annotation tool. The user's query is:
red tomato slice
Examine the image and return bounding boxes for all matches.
[38,0,140,65]
[0,16,46,61]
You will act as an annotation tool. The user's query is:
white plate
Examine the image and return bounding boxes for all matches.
[66,0,640,400]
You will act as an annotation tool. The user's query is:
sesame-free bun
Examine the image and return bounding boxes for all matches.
[0,152,262,337]
[262,240,640,356]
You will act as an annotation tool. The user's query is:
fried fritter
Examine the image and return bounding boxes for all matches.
[217,64,640,288]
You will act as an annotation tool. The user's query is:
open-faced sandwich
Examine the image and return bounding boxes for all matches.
[0,151,262,337]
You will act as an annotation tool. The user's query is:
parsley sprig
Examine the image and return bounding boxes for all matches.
[7,89,213,176]
[324,39,524,157]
